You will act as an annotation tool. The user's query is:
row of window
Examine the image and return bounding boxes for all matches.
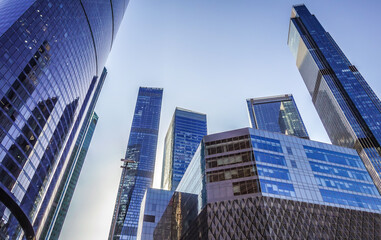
[207,165,255,183]
[260,179,296,197]
[315,174,378,195]
[253,151,286,166]
[206,151,252,169]
[257,164,291,181]
[321,189,381,211]
[206,139,251,156]
[205,134,249,146]
[304,146,363,168]
[251,135,283,153]
[309,161,371,181]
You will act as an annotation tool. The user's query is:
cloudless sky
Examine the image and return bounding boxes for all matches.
[60,1,381,239]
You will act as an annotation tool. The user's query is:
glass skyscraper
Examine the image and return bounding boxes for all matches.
[109,87,163,240]
[288,4,381,192]
[40,67,107,240]
[247,94,309,139]
[161,108,207,191]
[47,112,98,239]
[0,1,128,239]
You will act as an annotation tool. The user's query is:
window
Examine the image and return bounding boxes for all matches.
[254,151,286,166]
[290,160,297,168]
[233,179,259,196]
[286,147,293,155]
[143,215,155,223]
[257,164,291,180]
[251,135,283,153]
[260,179,295,197]
[207,165,256,183]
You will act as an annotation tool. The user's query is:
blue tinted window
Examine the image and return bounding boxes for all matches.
[320,189,381,211]
[286,147,293,155]
[254,151,286,166]
[309,161,371,181]
[304,146,363,168]
[290,160,298,168]
[251,135,283,153]
[257,164,290,180]
[260,179,295,197]
[315,175,378,195]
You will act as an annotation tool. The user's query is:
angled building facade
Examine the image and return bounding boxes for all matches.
[247,94,309,139]
[0,1,128,239]
[155,128,381,239]
[288,4,381,192]
[109,87,163,240]
[161,108,207,191]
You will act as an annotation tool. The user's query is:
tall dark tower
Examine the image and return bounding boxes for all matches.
[109,87,163,240]
[0,1,128,239]
[288,4,381,193]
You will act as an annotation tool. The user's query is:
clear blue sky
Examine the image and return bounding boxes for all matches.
[60,1,381,239]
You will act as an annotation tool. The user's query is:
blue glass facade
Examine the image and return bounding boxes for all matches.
[41,68,107,240]
[0,1,128,239]
[288,5,381,193]
[247,94,309,139]
[248,129,381,211]
[109,87,163,240]
[41,112,98,240]
[161,108,207,191]
[152,128,381,239]
[136,188,174,240]
[178,128,381,214]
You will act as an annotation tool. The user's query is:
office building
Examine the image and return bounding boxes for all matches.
[161,108,207,191]
[40,68,107,239]
[109,87,163,240]
[288,4,381,192]
[247,94,309,139]
[46,112,98,239]
[0,1,128,239]
[154,128,381,239]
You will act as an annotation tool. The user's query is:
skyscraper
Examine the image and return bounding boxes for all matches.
[161,108,207,191]
[45,112,98,239]
[109,87,163,240]
[247,94,309,139]
[288,4,381,192]
[40,67,107,240]
[0,1,128,239]
[51,112,99,239]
